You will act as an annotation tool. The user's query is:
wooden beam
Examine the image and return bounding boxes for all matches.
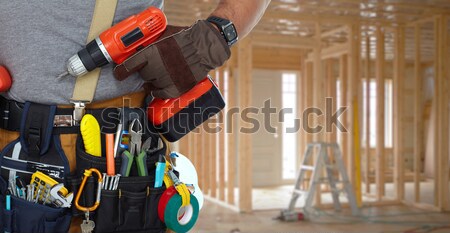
[237,37,253,212]
[298,55,307,170]
[252,33,317,49]
[327,59,337,143]
[306,61,314,145]
[218,68,226,202]
[321,25,350,38]
[349,23,362,205]
[305,43,349,62]
[253,46,304,70]
[208,71,217,199]
[226,64,236,206]
[339,55,349,176]
[434,15,449,211]
[321,43,350,60]
[413,23,423,204]
[393,26,406,201]
[376,26,386,200]
[365,36,372,194]
[433,16,440,208]
[204,123,211,196]
[347,24,357,184]
[312,23,324,206]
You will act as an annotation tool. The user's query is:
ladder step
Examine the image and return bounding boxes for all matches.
[301,165,315,171]
[325,165,338,170]
[293,190,308,195]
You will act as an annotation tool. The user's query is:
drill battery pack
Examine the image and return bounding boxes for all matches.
[148,76,225,142]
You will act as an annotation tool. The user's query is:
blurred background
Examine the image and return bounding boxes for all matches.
[166,1,450,232]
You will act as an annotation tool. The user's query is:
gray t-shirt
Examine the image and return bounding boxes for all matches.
[0,0,163,105]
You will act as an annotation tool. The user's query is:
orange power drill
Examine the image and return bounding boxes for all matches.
[65,7,167,77]
[0,65,12,92]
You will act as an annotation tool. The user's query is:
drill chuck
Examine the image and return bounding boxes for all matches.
[67,38,112,77]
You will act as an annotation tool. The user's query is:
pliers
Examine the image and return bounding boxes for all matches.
[120,119,151,177]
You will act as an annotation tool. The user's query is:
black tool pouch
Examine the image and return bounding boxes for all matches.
[0,102,72,233]
[75,123,167,233]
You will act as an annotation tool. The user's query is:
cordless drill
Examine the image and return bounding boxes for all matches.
[65,7,225,141]
[0,65,12,92]
[65,7,167,77]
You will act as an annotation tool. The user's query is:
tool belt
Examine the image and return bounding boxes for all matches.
[0,94,168,233]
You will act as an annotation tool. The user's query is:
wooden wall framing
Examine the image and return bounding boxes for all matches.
[174,3,450,212]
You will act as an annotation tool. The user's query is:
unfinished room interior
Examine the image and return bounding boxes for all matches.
[167,0,450,232]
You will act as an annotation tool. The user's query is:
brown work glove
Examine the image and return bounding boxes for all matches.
[114,20,231,99]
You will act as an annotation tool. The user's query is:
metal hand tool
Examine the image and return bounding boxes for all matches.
[120,119,143,177]
[50,183,74,208]
[136,138,152,176]
[129,118,142,157]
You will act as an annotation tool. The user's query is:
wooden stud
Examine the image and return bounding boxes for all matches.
[298,55,307,170]
[393,26,406,201]
[209,71,217,199]
[306,61,315,145]
[375,26,386,200]
[348,23,362,205]
[203,125,210,196]
[435,16,449,211]
[339,55,349,174]
[413,23,423,204]
[327,59,337,144]
[237,37,253,212]
[365,35,372,194]
[218,68,226,202]
[433,16,440,208]
[313,23,323,206]
[227,65,236,206]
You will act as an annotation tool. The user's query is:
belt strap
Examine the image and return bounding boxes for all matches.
[71,0,118,108]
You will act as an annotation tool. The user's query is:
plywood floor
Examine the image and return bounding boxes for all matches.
[252,181,449,210]
[193,201,450,233]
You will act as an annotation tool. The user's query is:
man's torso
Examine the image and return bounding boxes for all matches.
[0,0,163,105]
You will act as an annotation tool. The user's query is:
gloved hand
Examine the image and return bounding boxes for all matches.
[114,20,231,99]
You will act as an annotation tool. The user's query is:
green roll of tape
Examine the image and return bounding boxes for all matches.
[164,193,199,233]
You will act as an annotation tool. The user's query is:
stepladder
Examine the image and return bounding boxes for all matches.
[277,142,360,221]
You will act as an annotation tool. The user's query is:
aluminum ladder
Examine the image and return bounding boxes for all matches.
[277,142,359,221]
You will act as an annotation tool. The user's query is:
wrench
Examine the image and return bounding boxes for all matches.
[50,183,74,208]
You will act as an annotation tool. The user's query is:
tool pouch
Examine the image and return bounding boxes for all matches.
[75,122,168,233]
[0,102,72,233]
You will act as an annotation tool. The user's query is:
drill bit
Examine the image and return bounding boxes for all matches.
[56,71,69,79]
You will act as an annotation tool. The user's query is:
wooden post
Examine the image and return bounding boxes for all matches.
[348,23,362,204]
[393,26,405,201]
[237,37,253,212]
[327,59,337,144]
[339,55,349,172]
[413,23,423,203]
[313,23,323,206]
[365,35,372,194]
[375,26,386,200]
[298,55,306,169]
[203,124,210,196]
[227,65,236,206]
[218,67,226,202]
[434,16,449,211]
